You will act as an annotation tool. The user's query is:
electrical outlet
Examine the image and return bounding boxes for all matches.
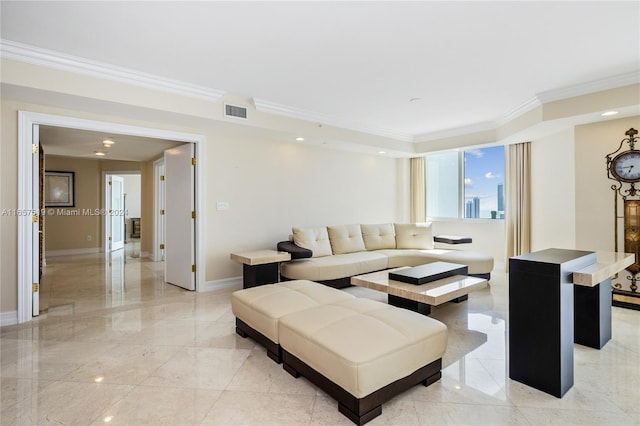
[87,235,92,241]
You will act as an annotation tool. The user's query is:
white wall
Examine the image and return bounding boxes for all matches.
[530,128,576,251]
[429,219,505,265]
[205,129,398,279]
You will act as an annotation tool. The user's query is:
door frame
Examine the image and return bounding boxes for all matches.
[17,111,207,323]
[103,171,139,253]
[152,158,165,262]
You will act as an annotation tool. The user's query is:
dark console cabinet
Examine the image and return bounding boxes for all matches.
[509,248,597,398]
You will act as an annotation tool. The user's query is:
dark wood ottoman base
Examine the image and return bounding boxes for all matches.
[282,349,442,425]
[235,318,282,363]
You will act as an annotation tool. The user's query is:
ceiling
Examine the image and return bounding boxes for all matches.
[1,1,639,147]
[39,126,184,162]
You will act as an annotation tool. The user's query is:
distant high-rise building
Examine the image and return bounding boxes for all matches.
[497,184,504,211]
[465,197,480,218]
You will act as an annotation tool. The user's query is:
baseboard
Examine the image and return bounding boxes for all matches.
[202,276,242,292]
[0,310,18,326]
[46,248,101,257]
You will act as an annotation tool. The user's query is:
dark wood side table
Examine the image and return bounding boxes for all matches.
[230,250,291,289]
[509,248,596,398]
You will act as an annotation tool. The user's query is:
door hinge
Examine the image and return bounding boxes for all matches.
[32,283,39,293]
[32,213,38,223]
[160,209,165,215]
[191,157,196,166]
[160,175,165,181]
[192,264,196,273]
[32,144,39,154]
[191,211,196,219]
[159,243,165,250]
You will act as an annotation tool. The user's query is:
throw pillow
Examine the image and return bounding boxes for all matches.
[361,223,396,250]
[292,226,332,257]
[327,224,366,254]
[394,222,434,250]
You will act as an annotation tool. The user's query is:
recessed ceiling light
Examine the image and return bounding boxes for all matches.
[602,111,619,116]
[102,139,115,147]
[94,151,106,156]
[378,151,386,155]
[295,137,305,141]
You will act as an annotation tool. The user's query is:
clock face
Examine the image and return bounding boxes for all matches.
[612,151,640,182]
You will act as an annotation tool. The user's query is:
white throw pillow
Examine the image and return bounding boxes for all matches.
[361,223,396,250]
[327,224,366,254]
[394,222,434,249]
[292,226,332,257]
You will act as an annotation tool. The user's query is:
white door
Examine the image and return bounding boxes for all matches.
[32,124,40,317]
[107,175,125,251]
[164,144,195,290]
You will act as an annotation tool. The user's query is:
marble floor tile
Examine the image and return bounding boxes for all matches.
[199,390,315,425]
[141,347,250,390]
[2,252,639,425]
[92,385,221,426]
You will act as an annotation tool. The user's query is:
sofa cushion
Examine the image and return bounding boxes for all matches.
[280,252,389,281]
[327,224,366,255]
[394,222,434,250]
[278,298,448,398]
[292,226,332,257]
[361,223,396,250]
[231,280,355,344]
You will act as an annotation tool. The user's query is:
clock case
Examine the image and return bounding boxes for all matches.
[606,128,640,310]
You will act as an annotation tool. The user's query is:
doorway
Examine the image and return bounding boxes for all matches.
[104,172,142,257]
[17,111,207,323]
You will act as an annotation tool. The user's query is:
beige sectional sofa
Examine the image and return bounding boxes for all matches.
[278,222,494,288]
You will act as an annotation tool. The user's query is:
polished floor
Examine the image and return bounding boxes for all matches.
[1,249,639,426]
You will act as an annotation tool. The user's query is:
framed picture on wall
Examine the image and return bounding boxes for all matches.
[45,171,75,207]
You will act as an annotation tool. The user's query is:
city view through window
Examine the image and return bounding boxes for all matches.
[425,145,505,220]
[464,146,505,219]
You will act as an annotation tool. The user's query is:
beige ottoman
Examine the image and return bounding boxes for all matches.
[231,280,355,362]
[279,298,448,425]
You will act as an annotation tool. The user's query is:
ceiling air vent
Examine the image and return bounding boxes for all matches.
[224,104,247,119]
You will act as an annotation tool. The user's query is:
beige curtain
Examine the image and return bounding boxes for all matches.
[505,142,532,267]
[410,157,426,223]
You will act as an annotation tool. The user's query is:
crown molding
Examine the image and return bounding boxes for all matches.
[253,98,413,142]
[416,71,640,143]
[413,120,498,143]
[536,71,640,104]
[0,39,225,102]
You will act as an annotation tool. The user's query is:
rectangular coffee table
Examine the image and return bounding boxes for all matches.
[351,266,488,315]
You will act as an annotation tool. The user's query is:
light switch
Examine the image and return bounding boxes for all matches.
[216,201,229,211]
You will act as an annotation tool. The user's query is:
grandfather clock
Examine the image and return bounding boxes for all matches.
[606,127,640,310]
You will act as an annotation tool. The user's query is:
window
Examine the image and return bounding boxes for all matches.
[426,146,505,219]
